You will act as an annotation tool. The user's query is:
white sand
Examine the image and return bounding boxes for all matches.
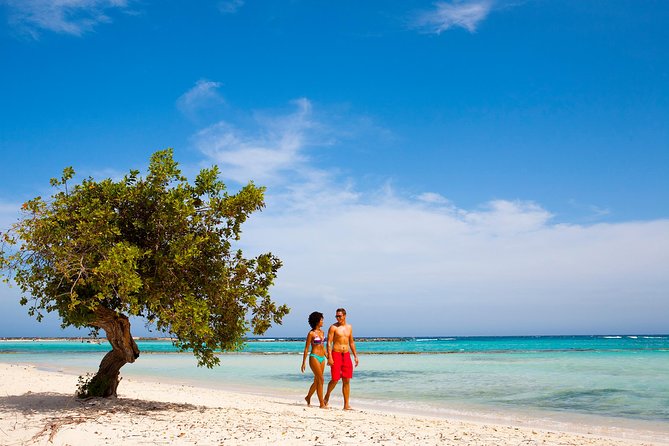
[0,363,666,446]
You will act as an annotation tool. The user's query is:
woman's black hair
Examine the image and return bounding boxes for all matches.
[308,311,324,329]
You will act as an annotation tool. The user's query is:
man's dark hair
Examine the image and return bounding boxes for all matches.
[308,311,324,329]
[336,308,346,315]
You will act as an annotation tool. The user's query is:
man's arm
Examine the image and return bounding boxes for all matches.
[349,326,359,367]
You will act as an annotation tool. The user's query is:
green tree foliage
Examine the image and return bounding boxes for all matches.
[1,149,289,391]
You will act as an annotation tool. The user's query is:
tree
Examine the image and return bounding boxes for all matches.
[0,149,289,397]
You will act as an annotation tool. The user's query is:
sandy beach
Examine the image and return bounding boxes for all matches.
[0,363,666,446]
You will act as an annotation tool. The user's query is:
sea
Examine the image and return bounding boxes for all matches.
[2,335,668,437]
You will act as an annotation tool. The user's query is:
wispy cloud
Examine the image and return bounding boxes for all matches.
[194,98,326,186]
[416,192,450,205]
[191,96,669,336]
[2,0,131,38]
[177,79,225,120]
[414,0,494,34]
[568,199,612,222]
[218,0,244,15]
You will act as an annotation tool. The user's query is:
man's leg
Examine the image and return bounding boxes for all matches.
[342,378,351,410]
[326,352,342,406]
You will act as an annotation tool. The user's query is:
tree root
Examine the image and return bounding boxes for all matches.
[31,415,91,443]
[28,396,199,443]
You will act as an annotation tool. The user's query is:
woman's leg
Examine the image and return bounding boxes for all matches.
[305,360,317,405]
[309,356,327,408]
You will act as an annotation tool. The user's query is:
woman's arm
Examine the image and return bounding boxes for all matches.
[301,331,312,373]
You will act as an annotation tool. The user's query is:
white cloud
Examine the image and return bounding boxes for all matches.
[177,79,225,119]
[461,200,552,235]
[414,0,494,34]
[242,189,669,336]
[2,88,664,337]
[3,0,130,38]
[191,96,669,336]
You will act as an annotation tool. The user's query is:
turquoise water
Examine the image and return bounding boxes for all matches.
[2,334,667,354]
[2,336,668,428]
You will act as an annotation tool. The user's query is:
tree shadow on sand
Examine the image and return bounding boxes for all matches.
[0,391,199,416]
[0,392,202,443]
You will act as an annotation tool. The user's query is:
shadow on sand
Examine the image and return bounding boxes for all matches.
[0,392,198,415]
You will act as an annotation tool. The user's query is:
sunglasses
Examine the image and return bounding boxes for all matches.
[335,314,344,318]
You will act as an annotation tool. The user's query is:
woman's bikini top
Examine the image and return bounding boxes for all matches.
[312,334,323,345]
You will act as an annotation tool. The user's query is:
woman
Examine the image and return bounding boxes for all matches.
[301,311,328,408]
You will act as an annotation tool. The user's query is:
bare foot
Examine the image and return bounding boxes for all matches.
[343,406,353,410]
[319,404,329,409]
[305,396,311,406]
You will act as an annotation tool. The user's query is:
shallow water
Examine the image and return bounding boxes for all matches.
[2,336,668,430]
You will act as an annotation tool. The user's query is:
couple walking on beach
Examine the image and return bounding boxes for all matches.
[301,308,359,410]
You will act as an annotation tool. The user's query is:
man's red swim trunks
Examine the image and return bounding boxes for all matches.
[331,351,353,381]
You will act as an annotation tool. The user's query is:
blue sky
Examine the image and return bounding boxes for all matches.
[0,0,667,337]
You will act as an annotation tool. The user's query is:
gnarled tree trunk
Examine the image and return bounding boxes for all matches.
[87,308,140,397]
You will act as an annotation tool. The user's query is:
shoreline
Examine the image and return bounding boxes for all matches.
[1,363,667,445]
[27,357,669,435]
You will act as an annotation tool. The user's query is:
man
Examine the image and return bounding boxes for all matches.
[324,307,359,410]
